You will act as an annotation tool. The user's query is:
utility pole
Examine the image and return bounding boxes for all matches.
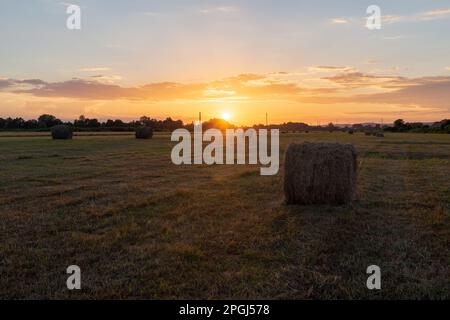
[199,112,202,123]
[266,112,268,127]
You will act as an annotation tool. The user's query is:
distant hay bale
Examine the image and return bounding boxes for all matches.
[51,125,73,140]
[135,126,153,139]
[284,142,357,205]
[375,132,384,137]
[348,130,354,134]
[364,131,372,136]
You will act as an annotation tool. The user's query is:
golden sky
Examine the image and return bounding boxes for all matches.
[1,1,450,124]
[1,70,449,125]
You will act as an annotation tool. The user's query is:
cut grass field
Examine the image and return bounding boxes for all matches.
[0,132,449,299]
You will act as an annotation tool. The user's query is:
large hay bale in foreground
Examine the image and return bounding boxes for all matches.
[135,126,153,139]
[284,142,357,205]
[51,125,73,140]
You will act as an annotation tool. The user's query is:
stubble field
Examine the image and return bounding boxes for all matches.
[0,132,449,299]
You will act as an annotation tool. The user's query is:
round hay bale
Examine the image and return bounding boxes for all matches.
[51,125,73,140]
[135,126,153,139]
[375,132,384,137]
[348,130,354,134]
[284,142,357,205]
[364,131,372,136]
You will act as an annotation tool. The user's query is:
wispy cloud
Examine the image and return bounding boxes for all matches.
[383,8,450,24]
[333,7,450,27]
[348,77,450,110]
[79,67,111,72]
[199,6,239,15]
[309,66,355,73]
[421,8,450,20]
[89,75,122,84]
[1,73,298,101]
[382,15,405,24]
[2,71,450,113]
[331,18,350,24]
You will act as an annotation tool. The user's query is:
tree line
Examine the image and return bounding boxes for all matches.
[0,115,184,132]
[383,119,450,134]
[0,114,448,133]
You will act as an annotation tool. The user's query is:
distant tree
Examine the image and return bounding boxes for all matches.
[437,119,450,130]
[162,117,183,131]
[393,119,407,132]
[140,116,151,123]
[113,119,125,127]
[1,117,25,129]
[7,117,25,129]
[38,114,61,128]
[327,122,336,132]
[86,118,100,128]
[24,119,39,129]
[105,119,114,127]
[74,115,86,127]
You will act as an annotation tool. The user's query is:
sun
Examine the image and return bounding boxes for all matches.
[221,112,231,121]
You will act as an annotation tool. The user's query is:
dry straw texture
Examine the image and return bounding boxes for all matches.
[284,142,357,205]
[51,125,73,140]
[135,126,153,139]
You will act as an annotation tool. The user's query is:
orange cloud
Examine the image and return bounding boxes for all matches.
[2,72,450,118]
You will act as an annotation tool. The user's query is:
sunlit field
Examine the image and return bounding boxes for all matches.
[0,132,449,299]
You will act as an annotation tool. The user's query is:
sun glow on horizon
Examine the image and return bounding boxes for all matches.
[221,112,232,121]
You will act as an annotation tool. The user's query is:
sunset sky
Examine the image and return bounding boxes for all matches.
[1,0,450,125]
